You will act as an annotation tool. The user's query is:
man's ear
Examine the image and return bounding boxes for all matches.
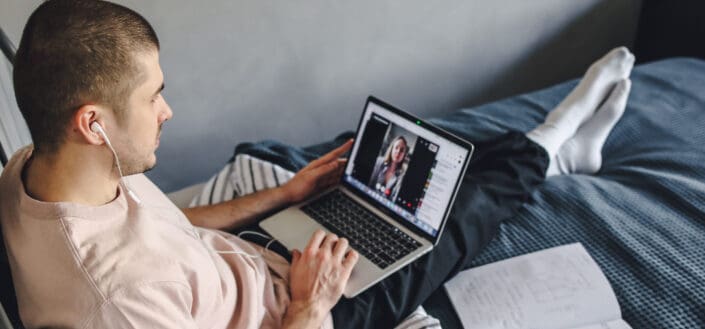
[72,104,105,145]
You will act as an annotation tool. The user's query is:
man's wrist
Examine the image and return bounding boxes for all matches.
[277,185,296,204]
[282,300,326,329]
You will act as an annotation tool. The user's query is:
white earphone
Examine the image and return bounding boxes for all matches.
[92,122,273,258]
[208,230,279,258]
[90,121,106,138]
[91,121,142,204]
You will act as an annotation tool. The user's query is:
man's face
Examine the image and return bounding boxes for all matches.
[111,50,172,175]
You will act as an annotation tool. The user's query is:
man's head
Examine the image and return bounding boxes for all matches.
[13,0,172,174]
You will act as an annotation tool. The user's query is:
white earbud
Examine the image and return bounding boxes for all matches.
[91,121,109,143]
[90,121,142,205]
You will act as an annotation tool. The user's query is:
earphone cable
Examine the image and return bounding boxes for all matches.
[100,130,142,204]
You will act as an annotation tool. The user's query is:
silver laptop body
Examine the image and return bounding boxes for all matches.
[261,96,474,298]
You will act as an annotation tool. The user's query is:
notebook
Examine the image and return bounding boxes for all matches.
[444,243,632,329]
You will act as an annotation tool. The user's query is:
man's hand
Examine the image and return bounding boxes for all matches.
[182,140,352,232]
[283,230,359,328]
[282,139,353,204]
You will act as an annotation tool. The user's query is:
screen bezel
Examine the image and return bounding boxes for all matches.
[341,96,474,245]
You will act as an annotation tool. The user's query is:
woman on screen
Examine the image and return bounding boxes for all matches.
[370,136,408,199]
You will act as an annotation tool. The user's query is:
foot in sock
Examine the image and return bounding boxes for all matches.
[527,47,635,158]
[546,79,632,176]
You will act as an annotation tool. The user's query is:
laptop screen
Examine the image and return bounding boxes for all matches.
[343,97,472,241]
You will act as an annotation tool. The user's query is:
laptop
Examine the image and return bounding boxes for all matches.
[260,96,474,298]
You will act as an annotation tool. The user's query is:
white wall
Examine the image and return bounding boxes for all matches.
[0,0,642,192]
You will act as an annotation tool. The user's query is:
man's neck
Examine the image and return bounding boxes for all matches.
[23,147,121,206]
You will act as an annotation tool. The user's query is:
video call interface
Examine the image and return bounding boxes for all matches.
[344,102,469,237]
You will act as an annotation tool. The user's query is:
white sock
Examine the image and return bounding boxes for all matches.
[527,47,635,158]
[546,79,631,176]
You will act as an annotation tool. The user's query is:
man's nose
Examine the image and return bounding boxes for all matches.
[160,97,174,122]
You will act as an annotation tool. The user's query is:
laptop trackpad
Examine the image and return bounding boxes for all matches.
[260,208,380,298]
[260,208,323,252]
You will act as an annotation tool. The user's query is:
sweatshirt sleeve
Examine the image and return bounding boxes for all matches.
[82,282,198,329]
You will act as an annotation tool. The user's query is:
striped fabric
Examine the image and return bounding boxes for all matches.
[393,306,441,329]
[189,153,295,207]
[189,153,441,328]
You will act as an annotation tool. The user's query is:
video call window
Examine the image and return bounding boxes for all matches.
[346,101,470,237]
[351,114,439,214]
[368,127,416,201]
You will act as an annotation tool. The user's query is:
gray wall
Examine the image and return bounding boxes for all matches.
[1,0,641,192]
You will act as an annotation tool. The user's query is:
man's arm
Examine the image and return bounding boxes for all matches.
[181,185,292,231]
[181,140,353,231]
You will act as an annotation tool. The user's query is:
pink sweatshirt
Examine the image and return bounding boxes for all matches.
[0,146,333,328]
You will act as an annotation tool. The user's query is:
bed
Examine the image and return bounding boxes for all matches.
[2,9,705,327]
[2,55,705,328]
[177,57,705,328]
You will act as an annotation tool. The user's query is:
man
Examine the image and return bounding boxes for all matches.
[3,1,356,327]
[0,0,634,328]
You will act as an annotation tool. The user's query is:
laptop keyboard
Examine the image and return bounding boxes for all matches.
[301,190,422,269]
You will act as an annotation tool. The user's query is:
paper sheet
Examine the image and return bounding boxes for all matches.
[444,243,622,329]
[570,319,633,329]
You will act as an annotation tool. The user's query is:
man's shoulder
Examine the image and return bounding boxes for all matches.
[0,146,32,208]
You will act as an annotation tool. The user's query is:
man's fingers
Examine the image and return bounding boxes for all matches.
[322,162,346,185]
[308,157,345,186]
[322,233,339,252]
[320,174,343,190]
[334,159,347,175]
[341,250,359,279]
[319,140,353,164]
[305,230,326,254]
[332,238,349,262]
[307,139,353,169]
[335,160,347,175]
[322,177,338,189]
[323,170,343,187]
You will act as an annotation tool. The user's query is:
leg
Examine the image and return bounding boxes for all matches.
[331,132,548,328]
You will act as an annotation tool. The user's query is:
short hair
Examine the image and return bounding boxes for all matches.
[13,0,160,154]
